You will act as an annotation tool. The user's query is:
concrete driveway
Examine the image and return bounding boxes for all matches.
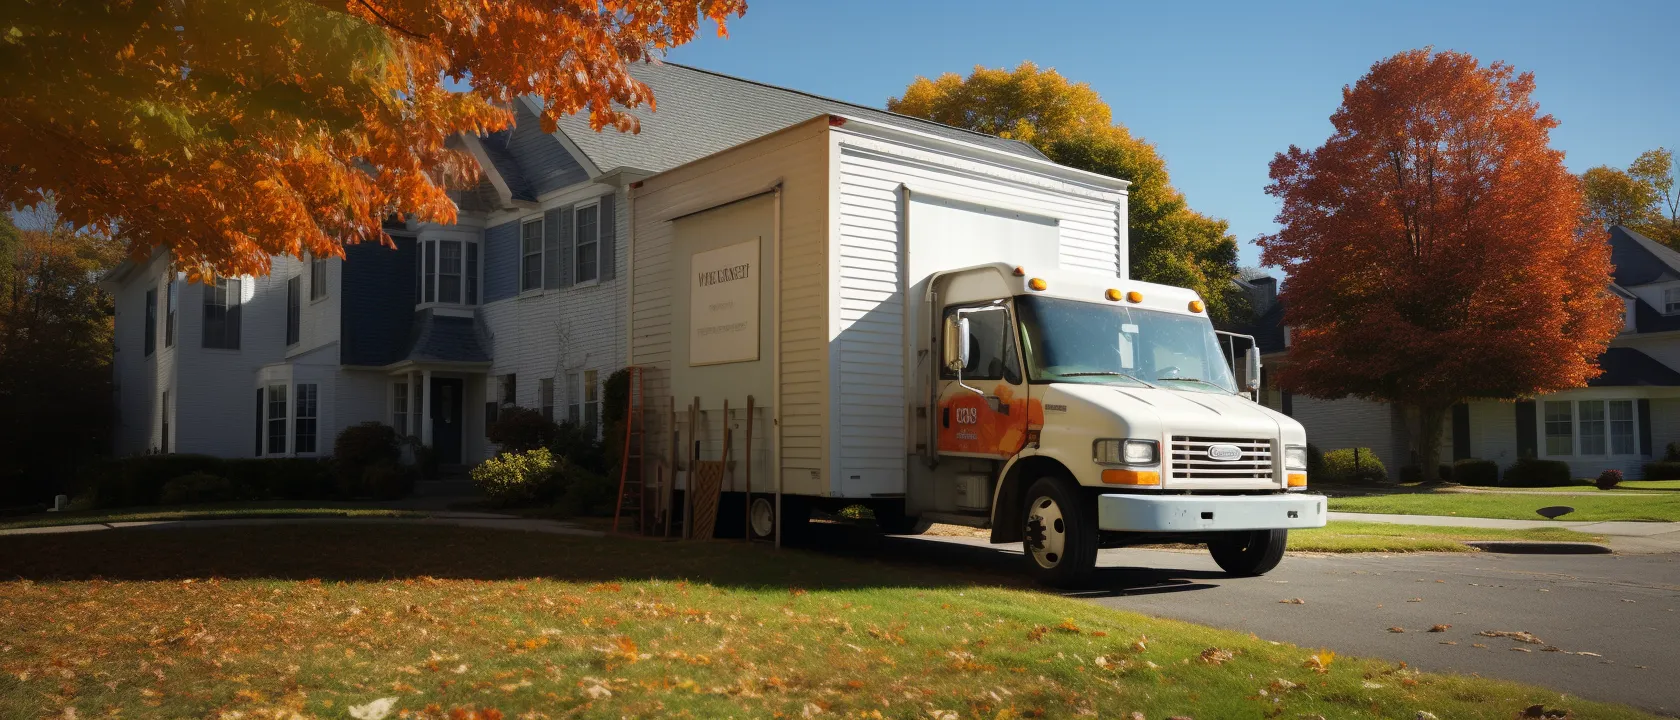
[811,529,1680,716]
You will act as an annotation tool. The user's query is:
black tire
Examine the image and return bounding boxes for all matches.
[1020,476,1099,587]
[874,504,933,535]
[1208,529,1288,576]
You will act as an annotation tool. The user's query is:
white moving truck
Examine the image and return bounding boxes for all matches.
[626,114,1326,585]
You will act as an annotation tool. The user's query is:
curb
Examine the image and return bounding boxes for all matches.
[1462,540,1613,555]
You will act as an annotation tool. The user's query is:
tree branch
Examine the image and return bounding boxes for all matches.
[357,0,427,39]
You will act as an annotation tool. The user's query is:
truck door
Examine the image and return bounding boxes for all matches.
[938,301,1029,458]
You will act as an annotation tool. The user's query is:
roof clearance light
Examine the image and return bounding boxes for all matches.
[1012,266,1026,277]
[1104,288,1122,302]
[1126,291,1143,303]
[1028,278,1048,292]
[1188,300,1205,313]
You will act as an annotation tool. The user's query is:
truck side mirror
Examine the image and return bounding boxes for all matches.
[1245,346,1262,392]
[942,316,971,372]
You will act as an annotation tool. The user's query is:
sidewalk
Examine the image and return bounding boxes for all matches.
[1330,511,1680,553]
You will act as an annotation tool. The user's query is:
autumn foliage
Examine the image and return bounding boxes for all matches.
[1258,49,1621,471]
[0,0,746,280]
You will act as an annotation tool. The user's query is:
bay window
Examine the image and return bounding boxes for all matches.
[1542,398,1643,458]
[415,237,482,307]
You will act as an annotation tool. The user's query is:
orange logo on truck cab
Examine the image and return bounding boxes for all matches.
[939,383,1042,458]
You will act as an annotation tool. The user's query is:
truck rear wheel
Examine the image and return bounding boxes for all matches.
[1021,476,1098,587]
[1208,529,1288,576]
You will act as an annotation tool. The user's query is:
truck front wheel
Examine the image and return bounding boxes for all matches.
[1021,476,1098,587]
[1208,529,1288,576]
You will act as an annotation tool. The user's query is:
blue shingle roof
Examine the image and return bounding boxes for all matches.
[404,309,491,364]
[1589,347,1680,387]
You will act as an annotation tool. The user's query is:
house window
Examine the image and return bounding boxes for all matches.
[285,275,301,346]
[294,383,318,454]
[393,381,409,435]
[1543,401,1572,456]
[160,390,170,453]
[1578,401,1606,456]
[310,256,329,300]
[521,219,544,291]
[540,378,555,421]
[574,203,599,284]
[267,383,288,454]
[1666,287,1680,314]
[497,373,517,407]
[165,276,177,347]
[583,369,599,430]
[438,241,462,304]
[1544,399,1643,458]
[1610,400,1636,455]
[202,277,242,349]
[144,287,157,356]
[566,372,581,425]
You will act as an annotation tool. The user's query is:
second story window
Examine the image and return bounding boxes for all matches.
[574,203,599,284]
[202,277,241,350]
[521,219,544,292]
[416,238,481,307]
[1665,287,1680,314]
[310,256,329,300]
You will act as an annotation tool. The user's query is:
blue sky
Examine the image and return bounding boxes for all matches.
[664,0,1680,270]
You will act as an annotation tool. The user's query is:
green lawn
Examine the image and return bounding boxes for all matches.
[1288,520,1603,552]
[1329,491,1680,522]
[0,524,1652,719]
[0,501,430,530]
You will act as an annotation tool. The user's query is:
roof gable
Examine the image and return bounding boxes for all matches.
[549,62,1047,174]
[1609,225,1680,287]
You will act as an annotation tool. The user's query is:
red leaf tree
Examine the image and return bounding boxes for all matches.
[1257,49,1621,476]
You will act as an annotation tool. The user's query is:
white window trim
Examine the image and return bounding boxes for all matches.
[1538,397,1643,460]
[391,380,410,436]
[1664,287,1680,315]
[520,216,545,295]
[309,255,331,303]
[416,237,485,309]
[571,199,601,288]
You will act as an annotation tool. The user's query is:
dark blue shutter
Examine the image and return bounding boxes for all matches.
[1638,399,1652,456]
[1281,392,1293,416]
[598,192,617,282]
[227,278,242,349]
[255,388,264,457]
[553,206,573,288]
[1515,400,1537,458]
[1451,404,1470,461]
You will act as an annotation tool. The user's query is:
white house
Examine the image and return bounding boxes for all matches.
[1246,225,1680,479]
[100,63,1049,467]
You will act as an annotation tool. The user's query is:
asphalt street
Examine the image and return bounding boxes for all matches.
[806,528,1680,716]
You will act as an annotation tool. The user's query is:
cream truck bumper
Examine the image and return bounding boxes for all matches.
[1097,493,1328,533]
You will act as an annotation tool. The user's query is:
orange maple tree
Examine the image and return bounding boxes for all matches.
[1257,49,1621,474]
[0,0,745,280]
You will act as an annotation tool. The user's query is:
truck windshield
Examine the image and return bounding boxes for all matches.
[1014,294,1238,393]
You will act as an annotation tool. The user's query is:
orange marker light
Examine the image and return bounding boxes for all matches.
[1028,278,1048,291]
[1102,469,1161,486]
[1012,266,1026,277]
[1105,288,1122,302]
[1125,291,1143,303]
[1287,473,1308,488]
[1188,300,1205,313]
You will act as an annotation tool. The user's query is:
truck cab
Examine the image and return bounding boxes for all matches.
[907,263,1327,585]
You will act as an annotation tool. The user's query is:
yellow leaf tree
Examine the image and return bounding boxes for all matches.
[889,62,1246,323]
[0,0,746,279]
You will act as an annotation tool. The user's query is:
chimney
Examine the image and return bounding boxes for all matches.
[1247,276,1278,315]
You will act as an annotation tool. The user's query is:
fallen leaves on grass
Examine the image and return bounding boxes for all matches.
[1303,649,1336,673]
[1198,647,1234,665]
[348,697,398,720]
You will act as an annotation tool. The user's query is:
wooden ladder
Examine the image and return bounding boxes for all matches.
[612,366,648,534]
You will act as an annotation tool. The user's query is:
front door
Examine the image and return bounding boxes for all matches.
[937,301,1030,458]
[430,377,464,465]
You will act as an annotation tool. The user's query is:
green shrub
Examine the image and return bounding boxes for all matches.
[1450,458,1500,487]
[159,472,235,504]
[554,464,618,517]
[1596,468,1623,490]
[1320,447,1387,484]
[1642,461,1680,480]
[333,423,403,497]
[1398,464,1451,484]
[489,406,559,453]
[222,458,334,500]
[1666,442,1680,462]
[550,421,607,475]
[362,461,414,501]
[471,448,559,505]
[1501,457,1572,487]
[81,454,225,507]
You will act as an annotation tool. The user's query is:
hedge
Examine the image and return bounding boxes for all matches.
[76,454,338,508]
[1450,458,1500,487]
[1320,447,1387,484]
[1500,457,1572,487]
[1643,461,1680,480]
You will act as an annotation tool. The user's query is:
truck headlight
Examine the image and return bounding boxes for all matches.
[1284,445,1308,471]
[1094,439,1158,466]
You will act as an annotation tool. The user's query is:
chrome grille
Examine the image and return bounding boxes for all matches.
[1169,436,1274,481]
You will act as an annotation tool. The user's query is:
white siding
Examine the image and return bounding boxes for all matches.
[1291,396,1403,470]
[1467,400,1519,466]
[111,253,172,455]
[629,122,831,496]
[830,137,1125,496]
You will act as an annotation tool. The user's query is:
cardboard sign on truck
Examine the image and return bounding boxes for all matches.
[626,113,1326,586]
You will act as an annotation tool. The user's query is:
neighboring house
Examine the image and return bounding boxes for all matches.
[100,62,1046,466]
[1246,226,1680,479]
